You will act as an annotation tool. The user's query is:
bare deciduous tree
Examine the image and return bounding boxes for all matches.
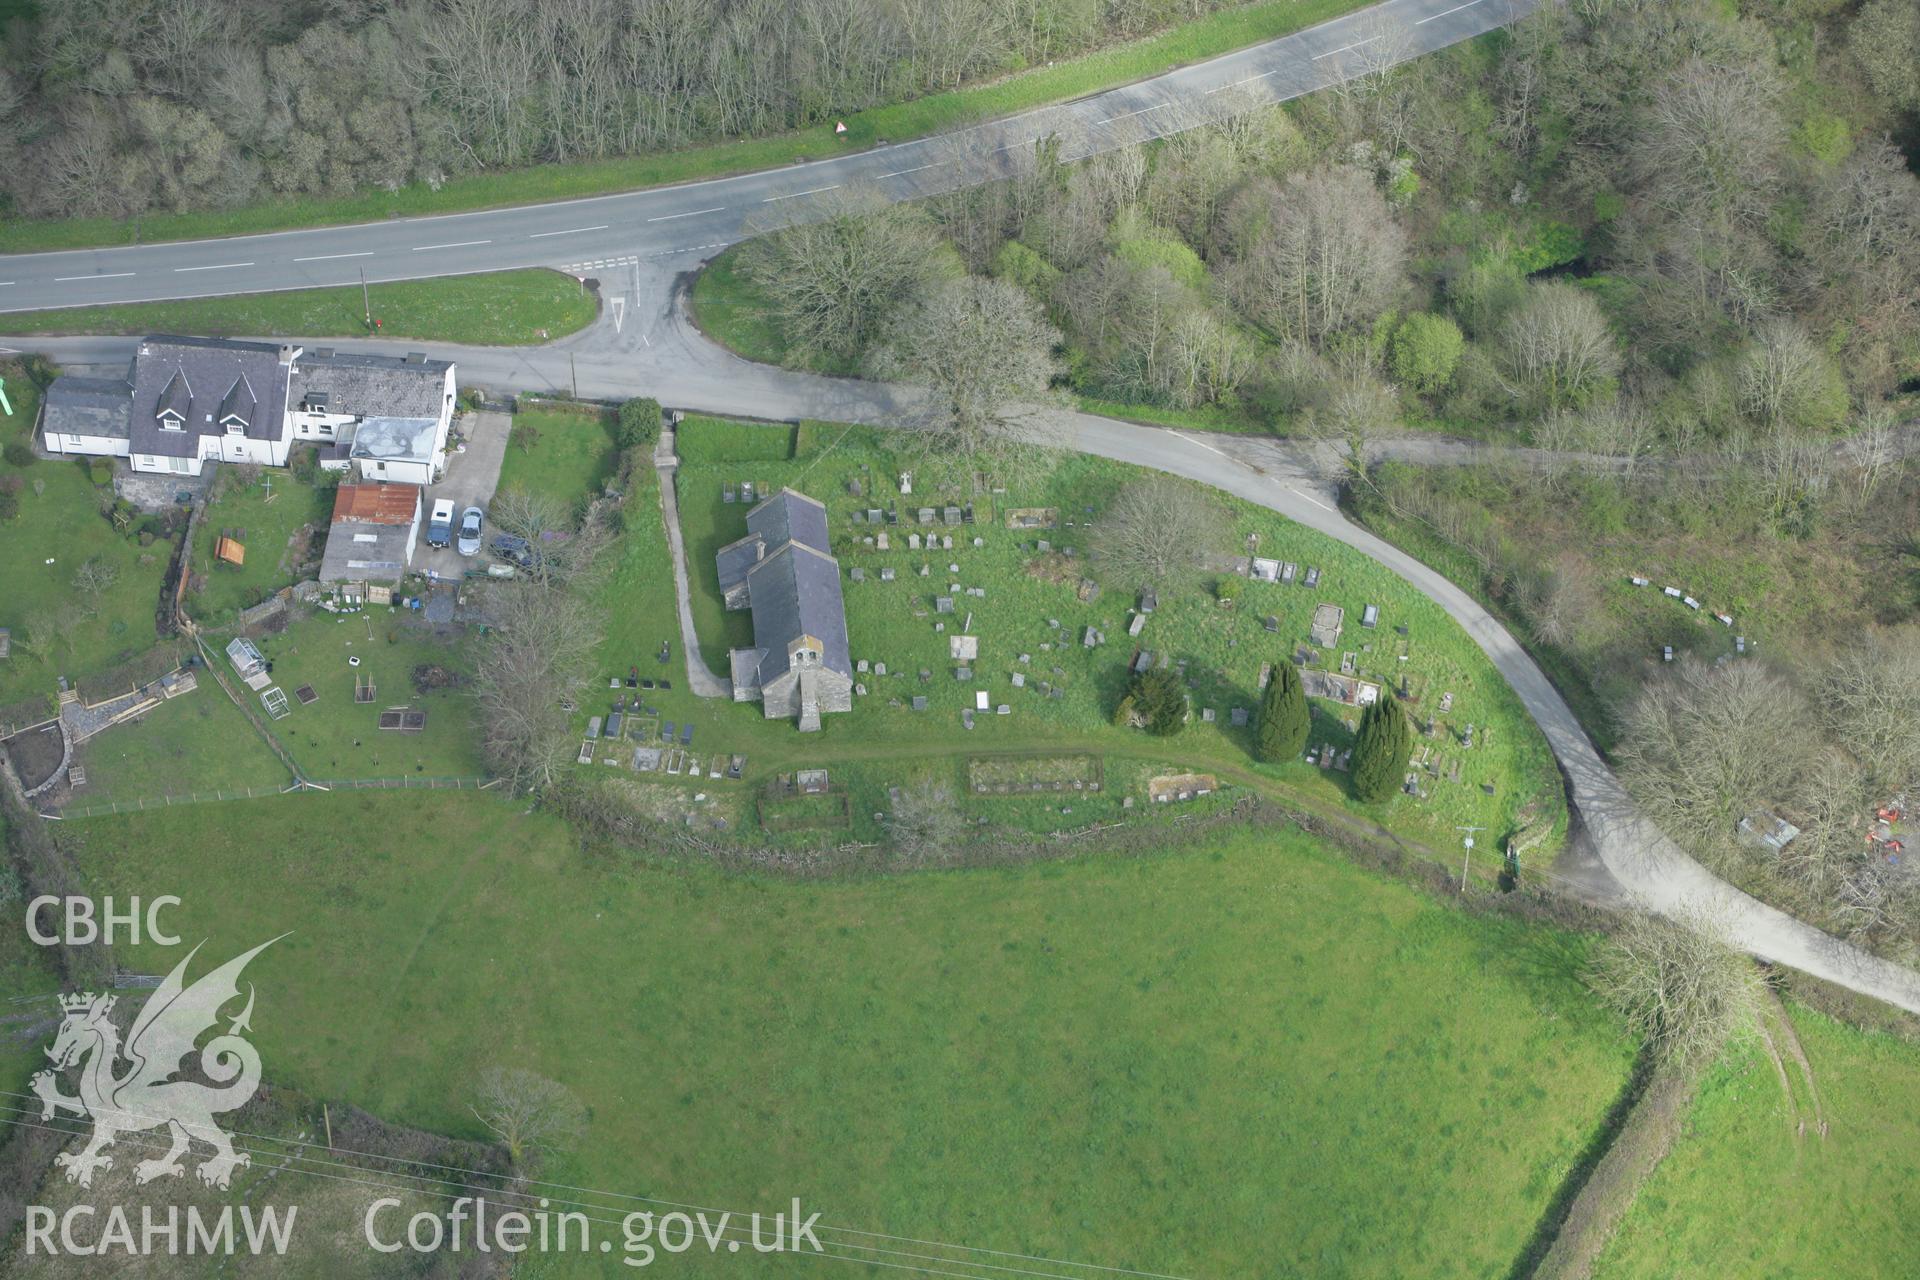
[1514,554,1598,649]
[1736,319,1836,432]
[1298,362,1399,484]
[868,275,1065,465]
[742,192,943,364]
[472,583,600,793]
[472,493,611,792]
[1588,906,1762,1072]
[487,487,611,591]
[1616,656,1809,858]
[471,1066,586,1171]
[1633,57,1784,226]
[1816,631,1920,792]
[1220,166,1406,347]
[882,778,968,864]
[1094,475,1230,590]
[1498,281,1621,411]
[1840,401,1899,501]
[71,557,121,613]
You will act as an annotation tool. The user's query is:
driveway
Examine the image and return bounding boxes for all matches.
[413,410,509,583]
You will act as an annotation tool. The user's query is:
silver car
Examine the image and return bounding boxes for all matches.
[457,506,484,557]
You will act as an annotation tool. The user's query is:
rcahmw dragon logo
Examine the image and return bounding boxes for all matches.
[29,936,284,1190]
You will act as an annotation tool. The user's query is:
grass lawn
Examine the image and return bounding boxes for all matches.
[188,470,333,625]
[652,420,1563,850]
[81,790,1631,1278]
[249,611,486,780]
[0,369,176,707]
[0,270,596,346]
[0,0,1372,255]
[496,404,620,509]
[687,248,810,370]
[69,676,293,808]
[1592,1006,1920,1279]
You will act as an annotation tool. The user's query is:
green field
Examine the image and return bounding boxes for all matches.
[0,270,596,345]
[1593,1006,1920,1279]
[0,370,175,707]
[79,790,1631,1277]
[0,0,1369,255]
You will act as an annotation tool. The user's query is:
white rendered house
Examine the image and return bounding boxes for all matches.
[41,336,455,481]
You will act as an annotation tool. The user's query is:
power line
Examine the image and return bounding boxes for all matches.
[0,1093,1189,1280]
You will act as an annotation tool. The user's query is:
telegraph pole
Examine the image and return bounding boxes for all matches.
[1457,825,1487,893]
[360,268,372,331]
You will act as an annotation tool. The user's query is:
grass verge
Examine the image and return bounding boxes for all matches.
[0,270,596,346]
[0,0,1370,254]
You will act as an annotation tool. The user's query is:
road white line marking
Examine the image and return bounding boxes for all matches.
[1416,0,1484,24]
[410,239,491,251]
[173,262,253,273]
[879,164,937,178]
[1099,102,1172,125]
[55,272,134,281]
[646,207,727,222]
[0,282,13,287]
[1288,485,1334,512]
[993,139,1038,154]
[1205,69,1279,94]
[761,185,840,203]
[529,225,609,238]
[1312,35,1379,60]
[641,333,651,348]
[1172,431,1238,464]
[293,251,374,262]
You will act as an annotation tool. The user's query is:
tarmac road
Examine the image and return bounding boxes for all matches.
[0,0,1533,312]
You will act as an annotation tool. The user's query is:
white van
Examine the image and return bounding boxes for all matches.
[427,498,456,548]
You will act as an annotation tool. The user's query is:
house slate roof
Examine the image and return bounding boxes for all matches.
[129,336,292,460]
[219,372,258,427]
[347,417,441,466]
[43,375,133,441]
[331,482,422,526]
[717,489,831,598]
[743,540,851,685]
[290,349,450,420]
[715,533,765,596]
[745,488,830,555]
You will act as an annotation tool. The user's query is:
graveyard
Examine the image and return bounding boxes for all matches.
[589,416,1563,851]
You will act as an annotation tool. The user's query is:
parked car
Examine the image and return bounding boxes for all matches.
[426,498,456,548]
[457,506,484,557]
[490,532,532,567]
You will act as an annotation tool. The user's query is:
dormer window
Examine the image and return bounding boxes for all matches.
[158,410,185,431]
[225,421,245,437]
